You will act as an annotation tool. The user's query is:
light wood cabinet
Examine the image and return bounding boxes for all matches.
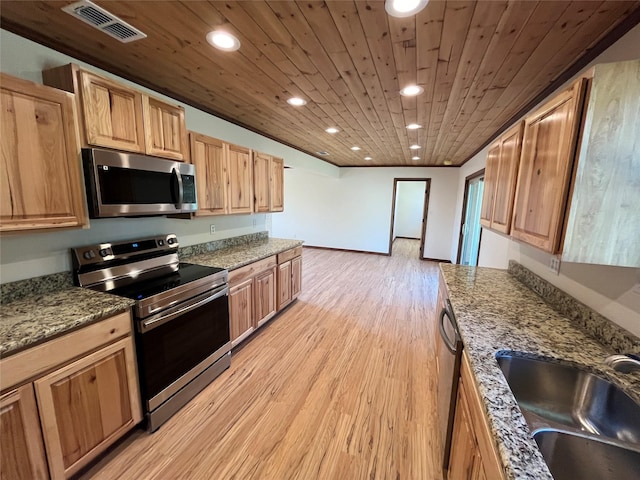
[448,351,504,480]
[0,311,141,480]
[511,78,587,253]
[43,64,188,161]
[480,122,523,234]
[229,277,254,346]
[227,143,253,214]
[143,95,188,160]
[277,246,302,311]
[0,73,88,233]
[253,151,284,213]
[562,60,640,267]
[190,132,253,216]
[228,256,278,347]
[0,385,49,480]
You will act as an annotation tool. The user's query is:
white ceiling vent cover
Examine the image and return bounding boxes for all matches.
[62,0,147,43]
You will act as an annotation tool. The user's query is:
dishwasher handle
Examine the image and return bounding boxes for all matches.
[439,299,459,354]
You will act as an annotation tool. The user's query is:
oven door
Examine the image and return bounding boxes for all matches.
[135,284,230,412]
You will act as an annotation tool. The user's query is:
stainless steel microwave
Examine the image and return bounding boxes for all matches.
[82,148,197,218]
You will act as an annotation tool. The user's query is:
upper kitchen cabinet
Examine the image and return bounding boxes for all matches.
[42,64,188,161]
[480,122,523,234]
[1,73,88,233]
[253,152,284,213]
[190,132,253,215]
[511,77,588,253]
[562,60,640,267]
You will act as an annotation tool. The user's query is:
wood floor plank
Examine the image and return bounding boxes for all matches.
[79,239,442,480]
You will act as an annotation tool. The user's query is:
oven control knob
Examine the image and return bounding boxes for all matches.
[83,250,95,260]
[99,248,110,257]
[167,238,175,245]
[158,239,164,246]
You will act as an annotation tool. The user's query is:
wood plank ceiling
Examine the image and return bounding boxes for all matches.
[1,1,639,167]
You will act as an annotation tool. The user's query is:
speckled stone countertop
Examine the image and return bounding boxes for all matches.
[439,263,640,480]
[182,237,304,270]
[0,288,134,357]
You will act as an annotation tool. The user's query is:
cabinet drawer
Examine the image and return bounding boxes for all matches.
[0,310,132,392]
[229,255,277,285]
[277,246,302,264]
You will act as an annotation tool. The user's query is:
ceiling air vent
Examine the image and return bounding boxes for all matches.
[62,0,147,43]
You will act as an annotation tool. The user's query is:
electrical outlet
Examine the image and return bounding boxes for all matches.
[549,256,561,275]
[253,218,257,227]
[210,224,215,235]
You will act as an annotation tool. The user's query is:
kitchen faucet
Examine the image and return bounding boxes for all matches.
[605,354,640,373]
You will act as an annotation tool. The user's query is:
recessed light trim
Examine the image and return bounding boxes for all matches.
[400,85,424,96]
[206,30,240,52]
[364,156,372,161]
[287,97,307,106]
[412,156,420,160]
[406,123,422,130]
[351,146,361,151]
[385,0,429,17]
[444,160,453,166]
[316,151,330,156]
[409,144,421,150]
[325,127,339,134]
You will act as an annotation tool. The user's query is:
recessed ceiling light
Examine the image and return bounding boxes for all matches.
[406,123,422,130]
[206,30,240,52]
[325,127,339,134]
[400,85,424,96]
[444,160,453,166]
[316,151,330,156]
[351,146,361,151]
[410,144,421,150]
[364,156,372,161]
[412,156,420,160]
[385,0,429,18]
[287,97,307,106]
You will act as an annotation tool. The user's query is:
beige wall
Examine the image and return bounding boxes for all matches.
[451,24,640,336]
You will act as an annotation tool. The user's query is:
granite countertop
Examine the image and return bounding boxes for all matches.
[182,237,304,270]
[439,263,640,480]
[0,287,134,357]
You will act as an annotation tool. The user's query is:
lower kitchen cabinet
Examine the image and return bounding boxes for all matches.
[229,255,278,347]
[0,384,49,480]
[448,351,504,480]
[0,310,142,480]
[277,247,302,311]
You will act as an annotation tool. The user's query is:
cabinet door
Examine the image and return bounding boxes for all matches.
[0,384,48,480]
[270,156,285,212]
[35,337,141,479]
[291,255,302,300]
[479,142,500,229]
[511,78,587,253]
[490,123,523,234]
[277,261,292,311]
[1,74,87,232]
[227,144,253,214]
[255,267,277,328]
[78,70,145,153]
[191,132,228,215]
[143,96,187,160]
[253,152,271,213]
[229,278,254,346]
[448,381,476,480]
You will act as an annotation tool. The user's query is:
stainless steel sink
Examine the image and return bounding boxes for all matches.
[496,354,640,443]
[496,353,640,479]
[534,430,640,480]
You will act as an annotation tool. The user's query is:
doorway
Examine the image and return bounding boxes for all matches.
[457,170,485,266]
[388,178,431,258]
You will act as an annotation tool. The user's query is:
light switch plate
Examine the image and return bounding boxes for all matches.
[210,224,216,235]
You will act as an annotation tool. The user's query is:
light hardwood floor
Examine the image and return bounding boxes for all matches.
[80,239,443,479]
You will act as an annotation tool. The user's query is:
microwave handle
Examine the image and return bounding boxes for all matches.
[172,167,184,209]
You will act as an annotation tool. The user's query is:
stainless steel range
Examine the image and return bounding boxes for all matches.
[72,234,230,432]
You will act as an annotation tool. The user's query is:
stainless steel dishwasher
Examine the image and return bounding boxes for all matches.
[437,298,463,477]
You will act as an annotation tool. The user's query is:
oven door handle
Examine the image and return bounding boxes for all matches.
[139,284,228,333]
[439,300,459,354]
